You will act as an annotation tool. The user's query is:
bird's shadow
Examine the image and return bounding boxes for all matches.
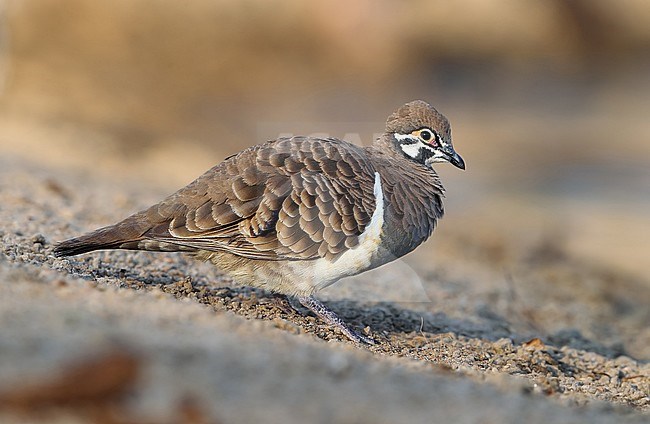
[56,250,636,362]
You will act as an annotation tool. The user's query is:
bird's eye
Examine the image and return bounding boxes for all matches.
[419,129,433,142]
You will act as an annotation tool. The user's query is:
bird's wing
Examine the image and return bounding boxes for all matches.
[141,137,378,261]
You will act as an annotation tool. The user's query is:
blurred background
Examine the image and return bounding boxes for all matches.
[1,0,649,279]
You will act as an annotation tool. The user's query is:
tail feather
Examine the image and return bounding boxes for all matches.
[53,228,143,257]
[53,212,151,257]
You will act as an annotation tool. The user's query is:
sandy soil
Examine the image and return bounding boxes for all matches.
[0,144,648,423]
[1,2,649,422]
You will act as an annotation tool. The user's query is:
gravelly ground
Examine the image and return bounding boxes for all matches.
[0,155,648,423]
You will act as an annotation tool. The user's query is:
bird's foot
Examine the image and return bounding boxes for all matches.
[297,296,375,345]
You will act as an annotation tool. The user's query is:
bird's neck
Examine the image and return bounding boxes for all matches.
[365,134,446,258]
[369,133,401,158]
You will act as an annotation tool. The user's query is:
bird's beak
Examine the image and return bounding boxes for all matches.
[447,149,465,170]
[424,144,466,170]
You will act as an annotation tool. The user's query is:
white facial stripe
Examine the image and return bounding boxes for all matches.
[425,150,451,164]
[396,133,436,159]
[400,143,422,158]
[394,133,419,142]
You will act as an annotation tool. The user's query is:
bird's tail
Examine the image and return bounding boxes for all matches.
[53,212,150,257]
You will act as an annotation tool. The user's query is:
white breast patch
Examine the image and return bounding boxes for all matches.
[288,171,385,294]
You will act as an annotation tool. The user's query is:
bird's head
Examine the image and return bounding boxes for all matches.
[386,100,465,170]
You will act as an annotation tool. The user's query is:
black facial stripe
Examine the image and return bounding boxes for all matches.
[396,132,440,164]
[399,140,436,164]
[418,144,436,162]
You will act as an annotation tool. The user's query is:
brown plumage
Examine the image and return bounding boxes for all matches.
[54,100,465,344]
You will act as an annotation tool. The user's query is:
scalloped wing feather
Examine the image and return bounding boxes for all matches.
[140,137,378,261]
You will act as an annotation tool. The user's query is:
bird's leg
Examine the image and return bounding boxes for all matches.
[297,296,375,345]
